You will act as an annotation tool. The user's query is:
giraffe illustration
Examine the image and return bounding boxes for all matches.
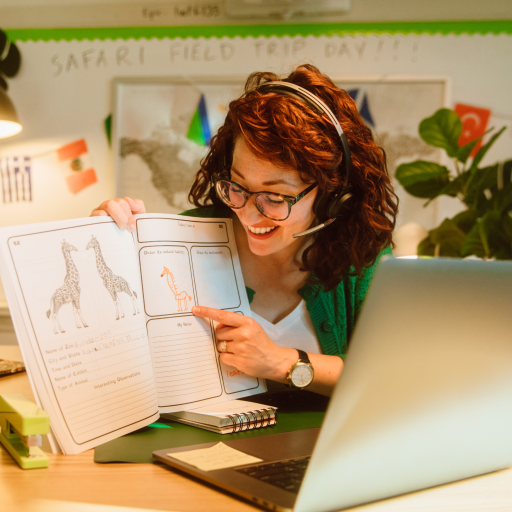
[86,235,140,320]
[161,266,192,312]
[46,240,88,334]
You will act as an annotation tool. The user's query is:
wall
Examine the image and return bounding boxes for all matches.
[0,21,511,318]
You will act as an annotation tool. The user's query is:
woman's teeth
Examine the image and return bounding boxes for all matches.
[248,226,277,234]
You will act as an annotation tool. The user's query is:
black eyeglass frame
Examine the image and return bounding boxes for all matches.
[213,173,317,221]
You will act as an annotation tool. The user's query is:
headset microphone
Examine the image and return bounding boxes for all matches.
[292,189,353,238]
[292,218,336,238]
[256,81,354,239]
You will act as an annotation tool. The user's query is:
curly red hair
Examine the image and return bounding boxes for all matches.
[189,64,398,290]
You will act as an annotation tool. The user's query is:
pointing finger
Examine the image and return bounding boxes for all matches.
[192,306,245,327]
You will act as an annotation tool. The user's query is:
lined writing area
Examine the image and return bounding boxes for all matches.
[147,316,222,410]
[46,327,159,444]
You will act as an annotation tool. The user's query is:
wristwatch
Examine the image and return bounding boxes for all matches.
[287,349,314,389]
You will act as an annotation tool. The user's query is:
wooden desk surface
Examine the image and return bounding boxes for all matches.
[2,345,512,512]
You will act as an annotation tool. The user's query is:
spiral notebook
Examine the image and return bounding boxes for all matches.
[162,400,277,434]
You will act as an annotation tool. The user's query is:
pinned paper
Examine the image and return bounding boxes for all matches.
[65,167,97,194]
[56,139,98,193]
[168,442,262,471]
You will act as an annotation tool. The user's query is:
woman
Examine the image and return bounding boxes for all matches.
[91,65,398,396]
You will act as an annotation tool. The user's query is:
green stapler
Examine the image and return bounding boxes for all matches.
[0,394,50,469]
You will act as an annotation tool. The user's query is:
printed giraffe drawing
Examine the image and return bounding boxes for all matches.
[161,266,192,312]
[46,240,88,334]
[86,235,140,320]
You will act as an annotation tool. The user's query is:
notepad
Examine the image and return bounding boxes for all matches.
[168,442,262,471]
[162,399,277,434]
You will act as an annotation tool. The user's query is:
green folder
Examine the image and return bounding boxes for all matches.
[94,390,328,464]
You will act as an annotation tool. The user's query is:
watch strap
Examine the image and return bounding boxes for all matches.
[296,349,311,364]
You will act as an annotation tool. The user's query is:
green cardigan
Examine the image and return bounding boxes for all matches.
[181,205,391,358]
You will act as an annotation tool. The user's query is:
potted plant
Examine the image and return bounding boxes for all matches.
[395,108,512,259]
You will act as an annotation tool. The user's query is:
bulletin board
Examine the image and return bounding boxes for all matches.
[0,21,511,308]
[113,75,447,226]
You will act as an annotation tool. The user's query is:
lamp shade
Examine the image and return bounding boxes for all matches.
[0,87,22,138]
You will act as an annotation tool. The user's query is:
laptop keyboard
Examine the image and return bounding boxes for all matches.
[236,456,311,494]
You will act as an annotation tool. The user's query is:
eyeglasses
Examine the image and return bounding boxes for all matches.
[213,174,317,221]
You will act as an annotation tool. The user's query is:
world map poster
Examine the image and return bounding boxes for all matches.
[113,77,445,229]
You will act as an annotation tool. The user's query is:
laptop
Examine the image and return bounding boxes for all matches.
[154,257,512,512]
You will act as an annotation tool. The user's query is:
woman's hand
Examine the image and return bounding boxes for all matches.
[192,306,297,383]
[90,197,146,232]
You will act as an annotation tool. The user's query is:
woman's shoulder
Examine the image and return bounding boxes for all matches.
[180,205,232,218]
[347,245,392,285]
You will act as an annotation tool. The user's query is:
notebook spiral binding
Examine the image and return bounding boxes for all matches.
[227,408,277,434]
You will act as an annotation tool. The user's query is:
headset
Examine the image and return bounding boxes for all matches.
[256,81,354,238]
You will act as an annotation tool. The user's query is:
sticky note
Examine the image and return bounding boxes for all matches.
[168,442,262,471]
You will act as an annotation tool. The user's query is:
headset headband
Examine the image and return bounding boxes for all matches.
[258,81,343,135]
[257,80,353,185]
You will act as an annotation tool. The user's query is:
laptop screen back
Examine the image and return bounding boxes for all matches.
[296,258,512,512]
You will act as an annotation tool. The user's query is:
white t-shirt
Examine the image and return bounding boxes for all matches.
[251,299,323,354]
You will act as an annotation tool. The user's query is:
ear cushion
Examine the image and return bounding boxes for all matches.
[314,186,353,221]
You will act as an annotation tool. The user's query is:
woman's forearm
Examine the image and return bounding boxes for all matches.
[268,347,344,397]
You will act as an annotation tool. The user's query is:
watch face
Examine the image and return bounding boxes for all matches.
[291,364,314,387]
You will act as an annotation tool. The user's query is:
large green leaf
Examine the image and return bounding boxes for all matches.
[417,218,466,258]
[451,209,478,234]
[395,161,450,199]
[480,211,512,259]
[437,172,468,199]
[491,182,512,215]
[417,235,436,257]
[419,109,462,157]
[429,218,466,257]
[430,218,466,245]
[454,134,485,164]
[469,126,506,173]
[464,164,498,209]
[461,221,487,258]
[502,213,512,239]
[503,159,512,183]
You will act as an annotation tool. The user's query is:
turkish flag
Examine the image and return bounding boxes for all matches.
[454,104,491,158]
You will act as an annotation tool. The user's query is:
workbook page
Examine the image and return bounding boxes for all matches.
[135,213,266,413]
[0,217,159,454]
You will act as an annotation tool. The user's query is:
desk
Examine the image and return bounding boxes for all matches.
[2,345,512,512]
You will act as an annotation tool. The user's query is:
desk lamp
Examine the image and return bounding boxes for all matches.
[0,87,22,138]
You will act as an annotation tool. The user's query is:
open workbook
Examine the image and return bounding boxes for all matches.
[0,213,266,454]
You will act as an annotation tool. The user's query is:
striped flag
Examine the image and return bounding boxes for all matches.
[0,156,32,203]
[56,139,98,194]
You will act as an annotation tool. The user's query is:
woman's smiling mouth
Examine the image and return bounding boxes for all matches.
[247,225,279,239]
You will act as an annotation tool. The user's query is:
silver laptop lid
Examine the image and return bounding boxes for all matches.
[296,257,512,512]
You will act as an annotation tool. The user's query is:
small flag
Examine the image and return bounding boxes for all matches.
[0,156,32,203]
[187,94,211,146]
[56,139,98,194]
[348,89,375,128]
[65,168,97,194]
[454,104,491,157]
